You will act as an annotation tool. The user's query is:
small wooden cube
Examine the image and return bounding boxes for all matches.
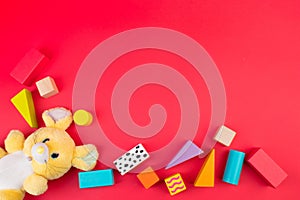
[36,76,59,98]
[137,167,160,189]
[214,125,236,146]
[164,173,186,196]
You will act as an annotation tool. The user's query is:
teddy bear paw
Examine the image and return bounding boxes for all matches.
[4,130,25,153]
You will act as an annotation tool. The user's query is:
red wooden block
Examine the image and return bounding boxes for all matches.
[10,48,49,85]
[246,148,287,188]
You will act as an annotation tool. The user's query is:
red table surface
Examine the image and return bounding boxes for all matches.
[0,0,299,199]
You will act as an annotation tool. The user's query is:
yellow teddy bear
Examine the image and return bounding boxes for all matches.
[0,107,99,200]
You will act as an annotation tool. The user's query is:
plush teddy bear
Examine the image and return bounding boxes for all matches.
[0,107,99,200]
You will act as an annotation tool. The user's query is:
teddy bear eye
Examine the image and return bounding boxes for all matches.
[51,153,59,159]
[42,138,50,143]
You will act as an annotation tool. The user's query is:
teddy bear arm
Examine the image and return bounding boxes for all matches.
[72,144,99,171]
[23,174,48,196]
[4,130,25,153]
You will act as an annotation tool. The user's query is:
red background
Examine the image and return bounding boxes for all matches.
[0,0,299,199]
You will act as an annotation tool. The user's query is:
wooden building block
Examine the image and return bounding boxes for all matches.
[222,149,245,185]
[11,89,38,128]
[73,109,93,126]
[137,167,160,189]
[78,169,114,188]
[165,140,203,169]
[113,144,150,175]
[214,125,236,146]
[164,173,186,196]
[194,149,215,187]
[10,49,49,85]
[246,148,287,188]
[36,76,59,98]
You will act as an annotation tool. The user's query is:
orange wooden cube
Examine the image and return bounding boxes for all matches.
[137,167,159,189]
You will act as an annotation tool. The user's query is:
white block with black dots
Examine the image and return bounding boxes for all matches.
[113,144,150,175]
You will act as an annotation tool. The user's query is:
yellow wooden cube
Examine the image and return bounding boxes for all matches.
[164,173,186,196]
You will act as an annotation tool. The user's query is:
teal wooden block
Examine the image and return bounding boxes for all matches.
[222,150,245,185]
[79,169,114,188]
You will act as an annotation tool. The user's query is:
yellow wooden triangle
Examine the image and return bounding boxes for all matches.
[11,89,38,128]
[194,149,215,187]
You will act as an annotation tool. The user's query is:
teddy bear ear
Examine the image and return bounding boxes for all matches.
[72,144,99,171]
[42,107,73,130]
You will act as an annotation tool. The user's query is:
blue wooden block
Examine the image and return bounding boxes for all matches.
[222,150,245,185]
[79,169,114,188]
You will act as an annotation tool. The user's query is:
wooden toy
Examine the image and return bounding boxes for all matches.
[214,125,236,146]
[78,169,114,188]
[223,149,245,185]
[194,149,215,187]
[165,140,203,169]
[137,167,160,189]
[113,144,150,175]
[11,89,38,128]
[246,148,287,188]
[10,49,49,85]
[73,110,93,126]
[35,76,59,98]
[164,173,186,196]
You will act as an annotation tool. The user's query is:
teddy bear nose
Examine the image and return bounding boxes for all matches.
[37,146,45,154]
[31,143,49,164]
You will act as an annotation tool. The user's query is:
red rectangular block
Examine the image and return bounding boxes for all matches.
[10,48,49,85]
[247,148,287,188]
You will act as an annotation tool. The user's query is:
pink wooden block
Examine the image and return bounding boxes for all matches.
[247,148,287,188]
[10,49,49,85]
